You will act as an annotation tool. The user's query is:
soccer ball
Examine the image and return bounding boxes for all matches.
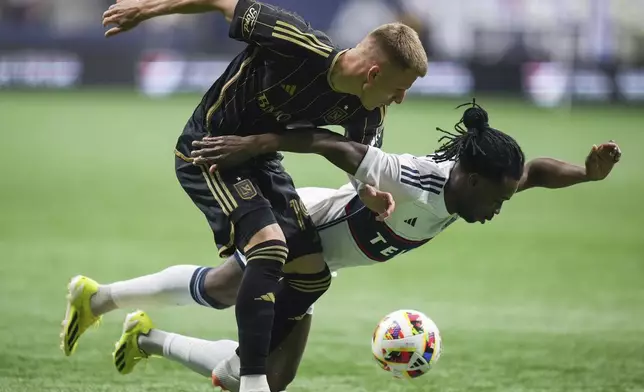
[371,309,442,379]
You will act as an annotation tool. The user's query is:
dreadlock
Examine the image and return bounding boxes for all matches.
[433,99,525,181]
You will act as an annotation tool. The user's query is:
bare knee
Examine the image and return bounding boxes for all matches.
[244,223,286,252]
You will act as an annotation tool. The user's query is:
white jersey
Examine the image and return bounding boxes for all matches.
[236,147,460,272]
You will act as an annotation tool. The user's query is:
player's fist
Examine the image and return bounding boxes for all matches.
[102,0,146,37]
[358,184,396,222]
[585,140,621,181]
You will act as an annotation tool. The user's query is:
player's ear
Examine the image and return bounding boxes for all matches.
[367,65,380,84]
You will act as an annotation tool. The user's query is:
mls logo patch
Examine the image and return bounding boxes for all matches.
[323,106,349,124]
[234,179,257,200]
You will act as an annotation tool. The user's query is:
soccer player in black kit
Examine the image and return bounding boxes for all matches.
[58,1,430,391]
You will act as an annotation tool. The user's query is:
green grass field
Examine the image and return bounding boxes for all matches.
[1,90,643,392]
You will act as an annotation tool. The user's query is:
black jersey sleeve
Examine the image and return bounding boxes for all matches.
[229,0,336,60]
[342,106,386,148]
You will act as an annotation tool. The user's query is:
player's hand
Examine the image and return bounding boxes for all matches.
[585,140,621,181]
[102,0,147,37]
[358,184,396,222]
[191,135,259,172]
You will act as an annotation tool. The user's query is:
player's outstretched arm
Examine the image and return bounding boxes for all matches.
[518,141,621,192]
[102,0,238,37]
[192,129,369,175]
[192,130,397,218]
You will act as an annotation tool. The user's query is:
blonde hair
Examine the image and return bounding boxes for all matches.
[368,23,428,77]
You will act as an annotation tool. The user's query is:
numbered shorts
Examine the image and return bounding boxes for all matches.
[174,139,322,261]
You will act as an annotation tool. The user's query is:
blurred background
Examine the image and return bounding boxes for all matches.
[1,1,643,392]
[2,0,644,104]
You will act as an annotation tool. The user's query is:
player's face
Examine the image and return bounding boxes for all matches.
[458,174,519,224]
[360,65,417,110]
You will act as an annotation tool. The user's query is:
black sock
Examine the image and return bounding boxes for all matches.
[269,264,331,352]
[235,240,288,376]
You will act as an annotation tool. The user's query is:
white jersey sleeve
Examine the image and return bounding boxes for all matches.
[354,146,447,203]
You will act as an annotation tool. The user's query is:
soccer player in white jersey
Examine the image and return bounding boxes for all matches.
[61,102,621,391]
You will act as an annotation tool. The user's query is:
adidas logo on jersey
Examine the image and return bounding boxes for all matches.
[404,217,418,227]
[281,84,297,95]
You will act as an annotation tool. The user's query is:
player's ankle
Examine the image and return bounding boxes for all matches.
[89,286,116,316]
[240,374,269,392]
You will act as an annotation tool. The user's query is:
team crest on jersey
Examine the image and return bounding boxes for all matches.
[242,2,261,39]
[323,106,349,124]
[234,179,257,200]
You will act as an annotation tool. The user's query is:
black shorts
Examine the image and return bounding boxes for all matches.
[174,128,322,261]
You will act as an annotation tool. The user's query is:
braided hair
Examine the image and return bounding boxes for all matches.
[433,99,525,181]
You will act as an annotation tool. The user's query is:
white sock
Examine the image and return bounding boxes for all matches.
[90,265,200,315]
[240,374,270,392]
[138,329,238,378]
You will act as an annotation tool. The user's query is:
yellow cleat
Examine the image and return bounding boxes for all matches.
[113,310,154,375]
[60,275,101,356]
